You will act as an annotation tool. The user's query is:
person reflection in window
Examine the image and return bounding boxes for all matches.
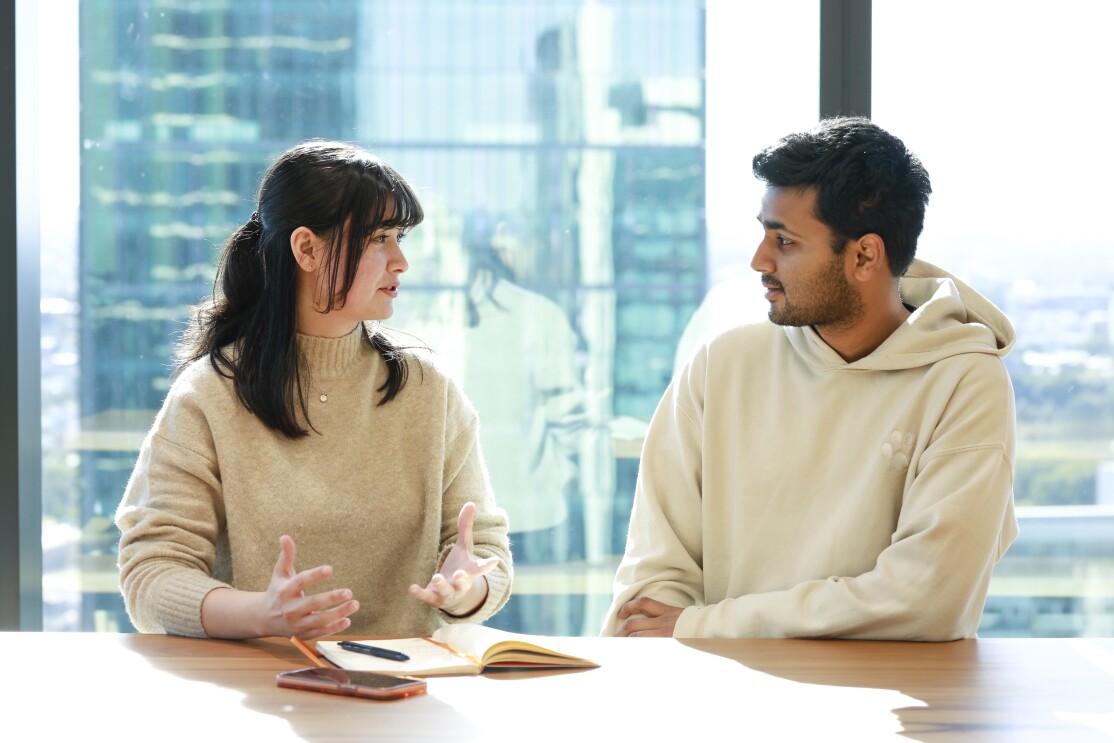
[416,212,589,635]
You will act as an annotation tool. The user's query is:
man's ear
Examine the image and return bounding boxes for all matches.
[849,233,888,281]
[290,226,320,272]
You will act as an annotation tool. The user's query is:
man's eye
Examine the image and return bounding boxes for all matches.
[777,235,793,247]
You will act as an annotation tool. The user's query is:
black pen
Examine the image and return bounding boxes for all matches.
[337,641,410,662]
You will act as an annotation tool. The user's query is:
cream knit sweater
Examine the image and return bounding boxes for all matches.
[116,323,512,637]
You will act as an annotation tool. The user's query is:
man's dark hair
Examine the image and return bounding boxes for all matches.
[752,117,931,276]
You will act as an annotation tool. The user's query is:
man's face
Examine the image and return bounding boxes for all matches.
[751,186,864,331]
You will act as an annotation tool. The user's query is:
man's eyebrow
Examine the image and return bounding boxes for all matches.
[757,215,793,233]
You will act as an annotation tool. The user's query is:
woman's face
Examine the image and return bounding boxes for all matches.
[339,224,410,321]
[296,218,410,337]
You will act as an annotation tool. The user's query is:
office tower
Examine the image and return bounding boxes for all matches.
[66,0,704,632]
[73,1,364,630]
[358,1,705,572]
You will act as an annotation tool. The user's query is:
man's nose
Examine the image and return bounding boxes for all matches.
[750,239,771,273]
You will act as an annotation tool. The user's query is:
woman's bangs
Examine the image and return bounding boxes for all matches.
[379,166,424,232]
[339,160,425,242]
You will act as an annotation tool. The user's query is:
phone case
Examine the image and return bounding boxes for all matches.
[276,667,427,700]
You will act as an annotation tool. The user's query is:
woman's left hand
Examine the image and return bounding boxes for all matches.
[409,501,498,616]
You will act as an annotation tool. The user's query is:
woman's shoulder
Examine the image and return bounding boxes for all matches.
[377,326,453,383]
[139,354,241,455]
[377,327,476,420]
[158,353,245,427]
[171,352,236,395]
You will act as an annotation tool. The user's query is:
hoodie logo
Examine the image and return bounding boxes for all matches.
[882,431,914,471]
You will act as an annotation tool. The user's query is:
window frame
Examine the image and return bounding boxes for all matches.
[2,0,44,630]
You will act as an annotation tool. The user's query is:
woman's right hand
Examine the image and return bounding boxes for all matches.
[259,535,359,639]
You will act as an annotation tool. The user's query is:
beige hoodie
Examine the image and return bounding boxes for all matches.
[603,260,1018,640]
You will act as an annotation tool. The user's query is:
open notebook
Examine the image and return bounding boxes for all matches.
[315,624,599,677]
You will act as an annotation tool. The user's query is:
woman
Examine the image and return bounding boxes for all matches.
[115,140,512,640]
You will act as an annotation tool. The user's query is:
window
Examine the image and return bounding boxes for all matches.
[39,0,712,635]
[17,0,1104,639]
[874,0,1114,636]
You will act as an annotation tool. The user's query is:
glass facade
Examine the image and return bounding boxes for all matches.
[67,1,371,630]
[47,0,704,633]
[29,0,1109,638]
[873,1,1114,637]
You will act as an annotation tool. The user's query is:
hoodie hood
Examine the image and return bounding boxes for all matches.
[783,258,1016,372]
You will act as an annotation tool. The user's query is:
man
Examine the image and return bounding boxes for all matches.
[603,117,1018,640]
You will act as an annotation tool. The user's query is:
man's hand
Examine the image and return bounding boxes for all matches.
[409,502,497,617]
[616,596,683,637]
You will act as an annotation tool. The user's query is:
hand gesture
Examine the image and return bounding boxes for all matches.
[409,502,498,617]
[261,535,359,639]
[615,596,683,637]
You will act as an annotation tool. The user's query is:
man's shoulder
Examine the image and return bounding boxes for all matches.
[710,320,777,343]
[673,321,781,399]
[703,321,780,362]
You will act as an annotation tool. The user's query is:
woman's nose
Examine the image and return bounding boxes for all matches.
[392,240,409,274]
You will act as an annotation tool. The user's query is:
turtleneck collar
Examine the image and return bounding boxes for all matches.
[296,322,371,383]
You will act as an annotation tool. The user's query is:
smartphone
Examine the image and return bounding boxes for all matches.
[276,667,427,701]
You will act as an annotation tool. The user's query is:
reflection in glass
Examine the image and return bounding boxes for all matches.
[406,212,592,634]
[43,0,706,634]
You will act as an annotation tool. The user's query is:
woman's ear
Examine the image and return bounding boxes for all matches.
[290,226,320,272]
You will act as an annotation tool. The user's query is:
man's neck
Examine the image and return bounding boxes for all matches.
[816,296,911,363]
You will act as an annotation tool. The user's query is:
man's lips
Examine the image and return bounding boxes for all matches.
[762,280,783,301]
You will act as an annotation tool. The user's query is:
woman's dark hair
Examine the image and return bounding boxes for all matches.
[176,139,425,437]
[752,117,931,276]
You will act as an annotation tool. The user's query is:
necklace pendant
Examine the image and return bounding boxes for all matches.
[319,393,328,403]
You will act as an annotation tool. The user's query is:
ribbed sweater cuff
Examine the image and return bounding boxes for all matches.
[441,565,512,625]
[481,566,512,617]
[157,572,230,638]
